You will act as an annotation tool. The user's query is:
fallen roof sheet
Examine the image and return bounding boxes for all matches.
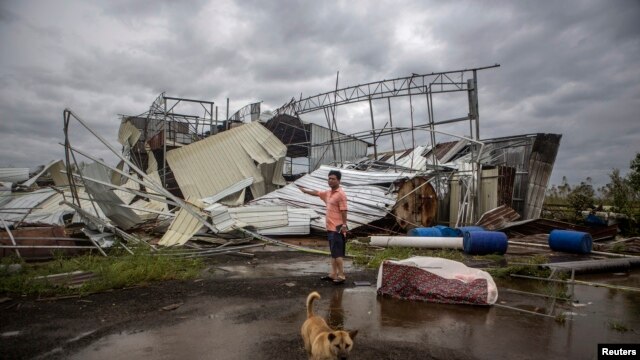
[250,166,400,231]
[166,122,287,205]
[258,208,316,235]
[0,168,29,183]
[117,120,142,148]
[20,160,62,188]
[376,146,429,171]
[112,177,139,205]
[158,198,207,247]
[81,162,143,230]
[201,177,254,206]
[312,165,413,186]
[0,189,59,228]
[0,187,109,228]
[228,205,288,230]
[476,205,520,230]
[48,160,69,186]
[0,182,12,207]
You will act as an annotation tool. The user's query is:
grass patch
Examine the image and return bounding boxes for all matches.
[611,243,627,253]
[609,321,631,332]
[347,241,465,269]
[0,246,204,297]
[486,254,558,279]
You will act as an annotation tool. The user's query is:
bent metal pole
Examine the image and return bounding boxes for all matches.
[62,109,219,235]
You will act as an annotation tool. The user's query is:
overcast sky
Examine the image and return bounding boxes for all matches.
[1,0,638,188]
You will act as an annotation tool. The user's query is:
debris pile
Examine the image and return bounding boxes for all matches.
[2,69,637,266]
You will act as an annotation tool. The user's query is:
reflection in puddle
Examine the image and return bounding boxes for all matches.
[213,258,354,279]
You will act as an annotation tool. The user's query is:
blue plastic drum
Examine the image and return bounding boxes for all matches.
[462,231,508,255]
[548,230,592,254]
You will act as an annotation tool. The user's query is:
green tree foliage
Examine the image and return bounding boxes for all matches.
[629,152,640,194]
[603,168,630,213]
[545,176,571,204]
[566,181,595,218]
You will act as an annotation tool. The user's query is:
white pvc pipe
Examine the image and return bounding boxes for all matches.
[370,236,463,249]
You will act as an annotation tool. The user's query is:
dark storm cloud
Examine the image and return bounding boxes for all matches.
[0,0,638,188]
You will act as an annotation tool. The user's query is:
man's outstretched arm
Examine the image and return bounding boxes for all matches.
[297,185,319,197]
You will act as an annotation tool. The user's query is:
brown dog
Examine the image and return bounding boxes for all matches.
[301,291,358,360]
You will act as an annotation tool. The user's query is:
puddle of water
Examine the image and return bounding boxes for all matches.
[212,258,354,279]
[70,271,640,360]
[69,298,277,360]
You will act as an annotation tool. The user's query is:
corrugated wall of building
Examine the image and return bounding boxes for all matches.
[310,124,368,171]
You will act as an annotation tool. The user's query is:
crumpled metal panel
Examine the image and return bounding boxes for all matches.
[117,120,141,148]
[166,122,287,205]
[21,160,62,188]
[250,166,403,231]
[158,198,206,247]
[0,189,59,227]
[81,162,142,230]
[258,208,317,235]
[0,168,29,183]
[228,205,288,230]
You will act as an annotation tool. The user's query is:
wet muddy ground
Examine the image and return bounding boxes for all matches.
[1,246,639,359]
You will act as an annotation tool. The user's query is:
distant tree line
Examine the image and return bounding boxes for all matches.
[544,153,639,233]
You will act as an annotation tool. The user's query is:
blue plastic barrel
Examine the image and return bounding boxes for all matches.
[407,227,443,237]
[434,225,459,237]
[548,230,592,254]
[454,225,486,237]
[463,231,508,255]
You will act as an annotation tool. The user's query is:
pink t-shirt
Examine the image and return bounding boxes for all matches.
[318,187,348,232]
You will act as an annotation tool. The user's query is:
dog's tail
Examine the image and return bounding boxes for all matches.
[306,291,321,318]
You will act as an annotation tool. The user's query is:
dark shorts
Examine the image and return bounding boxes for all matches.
[327,231,346,258]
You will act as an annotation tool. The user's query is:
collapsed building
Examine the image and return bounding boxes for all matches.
[5,64,617,261]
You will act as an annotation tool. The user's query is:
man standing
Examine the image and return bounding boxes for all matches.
[297,170,348,284]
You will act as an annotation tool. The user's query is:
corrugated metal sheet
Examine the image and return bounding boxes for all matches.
[0,189,59,227]
[117,121,141,147]
[81,162,142,230]
[0,168,29,183]
[49,160,69,186]
[0,185,111,228]
[113,177,138,205]
[250,166,399,231]
[202,177,253,206]
[207,203,236,233]
[312,165,412,186]
[0,182,12,207]
[166,122,287,205]
[68,187,109,223]
[158,198,206,247]
[126,199,170,220]
[475,204,520,230]
[310,123,368,170]
[228,205,288,229]
[33,187,108,226]
[258,208,316,235]
[390,145,428,170]
[523,134,561,219]
[21,160,60,187]
[443,133,561,220]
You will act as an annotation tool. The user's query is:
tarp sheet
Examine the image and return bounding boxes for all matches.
[376,256,498,305]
